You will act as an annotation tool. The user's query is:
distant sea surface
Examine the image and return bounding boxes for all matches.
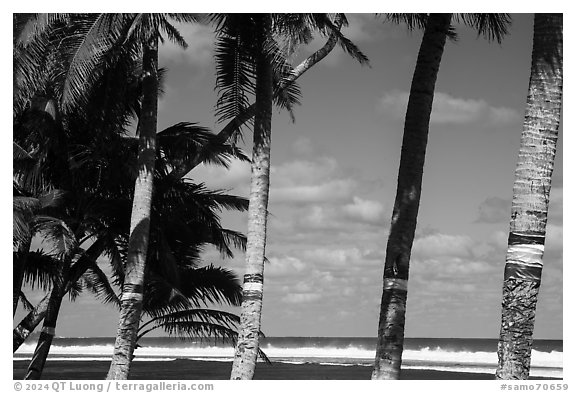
[14,336,562,379]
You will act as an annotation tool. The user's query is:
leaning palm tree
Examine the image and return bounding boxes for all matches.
[13,184,67,317]
[372,13,512,380]
[495,13,562,380]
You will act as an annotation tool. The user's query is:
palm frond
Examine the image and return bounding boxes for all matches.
[322,15,370,66]
[158,17,188,48]
[82,262,121,308]
[144,265,241,316]
[18,291,36,312]
[220,229,247,252]
[214,19,257,135]
[455,13,512,44]
[21,250,59,291]
[266,37,302,121]
[384,13,428,31]
[14,13,72,47]
[32,215,78,258]
[60,13,139,112]
[68,278,83,301]
[157,122,213,169]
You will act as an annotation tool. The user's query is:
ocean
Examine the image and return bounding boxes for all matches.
[14,336,563,379]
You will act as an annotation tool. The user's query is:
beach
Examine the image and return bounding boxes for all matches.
[13,337,562,380]
[12,359,560,380]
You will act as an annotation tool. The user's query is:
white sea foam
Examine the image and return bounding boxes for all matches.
[15,343,562,378]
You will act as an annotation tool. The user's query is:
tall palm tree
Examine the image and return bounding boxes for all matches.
[372,13,511,380]
[495,13,562,380]
[104,13,202,380]
[226,14,275,380]
[210,13,368,380]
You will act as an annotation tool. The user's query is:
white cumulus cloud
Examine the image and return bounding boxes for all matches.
[159,22,215,67]
[342,196,386,223]
[379,90,520,126]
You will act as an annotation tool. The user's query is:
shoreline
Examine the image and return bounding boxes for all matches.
[13,359,561,380]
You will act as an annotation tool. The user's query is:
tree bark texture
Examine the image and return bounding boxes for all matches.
[230,15,274,381]
[496,13,562,380]
[13,293,49,353]
[372,13,452,380]
[107,33,159,380]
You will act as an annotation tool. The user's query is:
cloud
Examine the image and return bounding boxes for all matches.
[159,22,214,67]
[412,233,474,258]
[282,293,322,304]
[342,197,386,224]
[378,90,520,126]
[190,159,251,195]
[270,157,357,204]
[266,256,307,277]
[272,179,356,204]
[431,93,520,125]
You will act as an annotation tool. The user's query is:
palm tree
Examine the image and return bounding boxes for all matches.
[13,184,67,317]
[13,240,107,353]
[372,13,511,380]
[495,13,562,380]
[102,13,204,380]
[209,13,368,380]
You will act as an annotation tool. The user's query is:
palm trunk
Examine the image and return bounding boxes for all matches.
[496,13,562,380]
[13,240,106,353]
[13,293,50,353]
[107,33,159,380]
[14,237,32,317]
[13,256,24,317]
[25,256,71,380]
[372,13,452,380]
[230,15,273,380]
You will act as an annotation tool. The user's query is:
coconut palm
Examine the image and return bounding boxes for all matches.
[97,13,209,380]
[14,13,199,379]
[208,13,369,379]
[495,13,562,380]
[13,184,67,317]
[13,239,108,353]
[372,13,512,380]
[14,16,144,374]
[17,127,249,379]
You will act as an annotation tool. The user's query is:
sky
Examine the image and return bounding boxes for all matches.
[12,13,565,340]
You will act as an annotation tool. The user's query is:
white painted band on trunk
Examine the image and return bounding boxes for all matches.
[506,260,544,268]
[506,244,545,267]
[510,232,546,238]
[508,244,545,253]
[41,327,55,336]
[122,292,143,301]
[384,278,408,291]
[243,282,263,292]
